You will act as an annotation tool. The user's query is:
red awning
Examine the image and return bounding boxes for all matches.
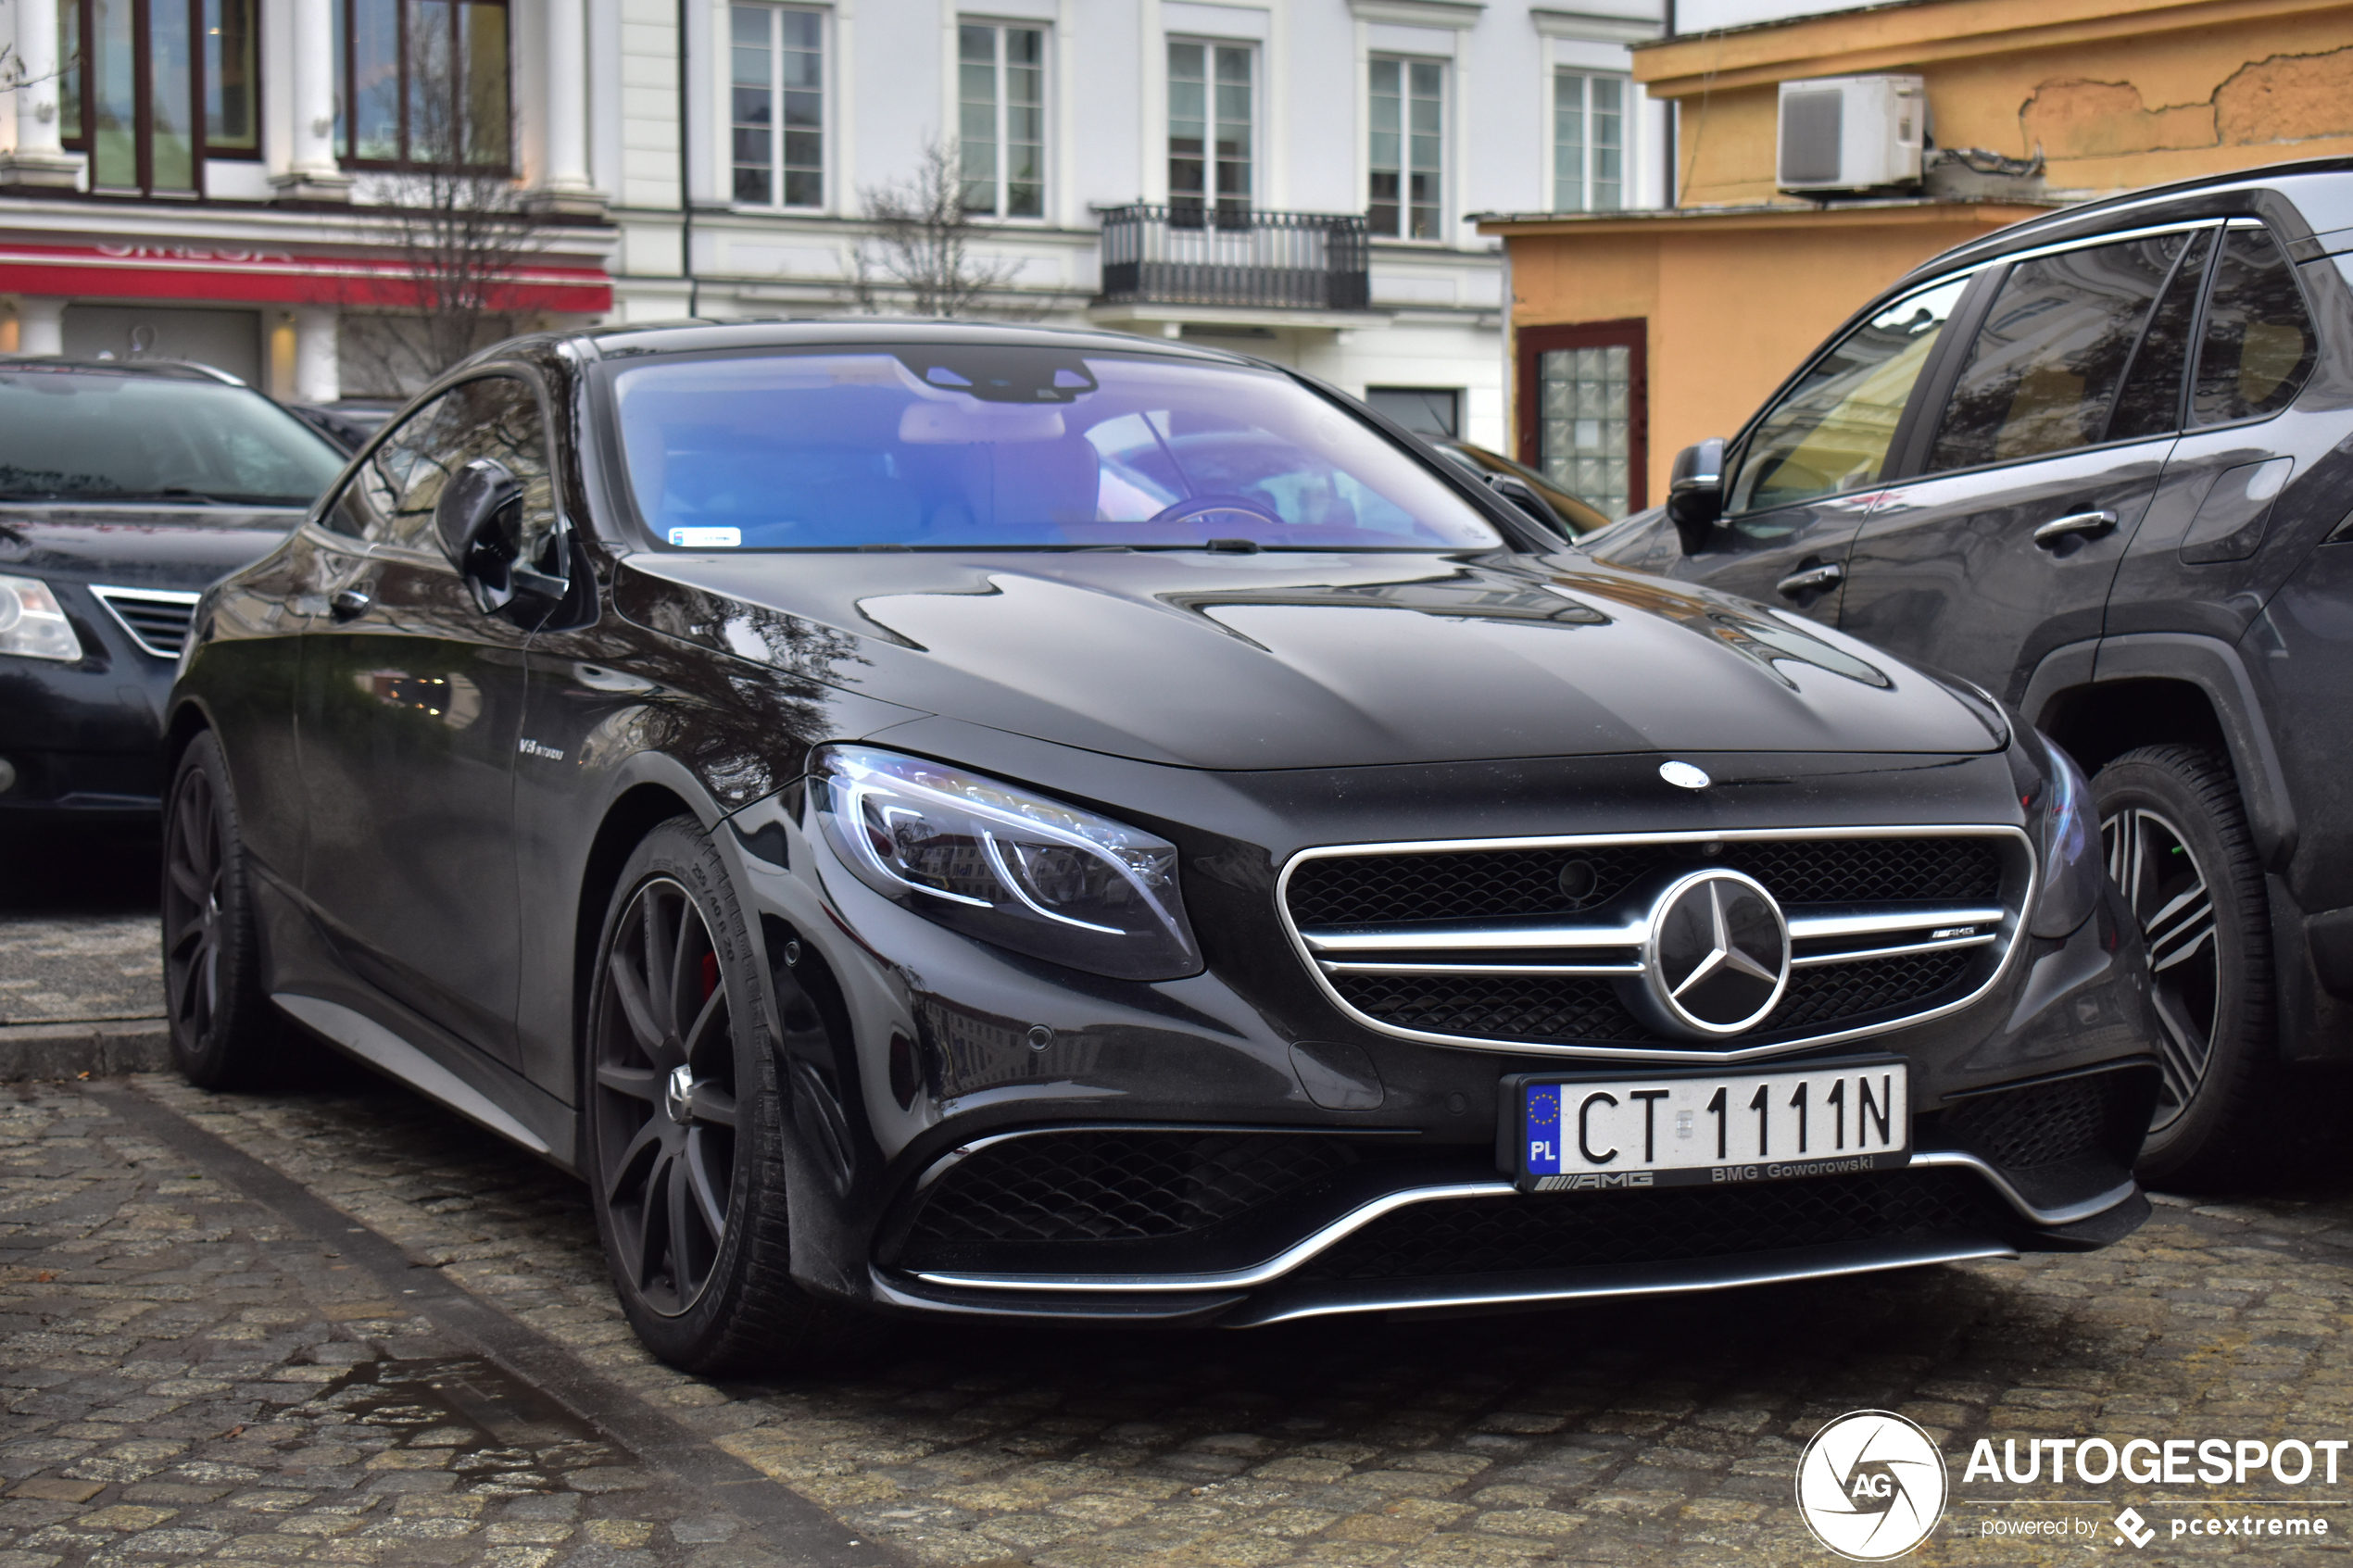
[0,242,611,313]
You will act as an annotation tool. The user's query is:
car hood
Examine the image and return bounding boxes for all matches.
[0,504,305,592]
[614,549,2004,771]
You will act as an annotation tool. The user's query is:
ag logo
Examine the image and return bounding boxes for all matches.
[1795,1410,1948,1561]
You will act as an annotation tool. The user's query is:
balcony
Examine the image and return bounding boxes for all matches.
[1095,205,1372,318]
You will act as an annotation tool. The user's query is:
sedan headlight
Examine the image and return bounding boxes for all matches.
[2024,730,2102,938]
[0,574,83,662]
[812,746,1202,981]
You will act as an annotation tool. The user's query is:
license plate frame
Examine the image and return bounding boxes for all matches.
[1501,1056,1912,1194]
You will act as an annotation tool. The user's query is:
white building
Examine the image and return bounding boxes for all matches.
[0,0,1677,456]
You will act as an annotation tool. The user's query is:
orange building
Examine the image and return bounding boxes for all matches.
[1479,0,2353,513]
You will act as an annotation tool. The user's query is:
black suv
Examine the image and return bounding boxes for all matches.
[1588,156,2353,1187]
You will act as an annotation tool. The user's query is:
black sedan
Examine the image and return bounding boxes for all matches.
[168,321,2158,1372]
[0,358,347,822]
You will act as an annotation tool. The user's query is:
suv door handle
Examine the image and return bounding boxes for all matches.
[2032,509,2118,546]
[329,588,372,621]
[1775,561,1844,596]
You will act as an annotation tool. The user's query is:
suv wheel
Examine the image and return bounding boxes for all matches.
[2095,745,2275,1189]
[162,732,287,1088]
[582,816,879,1373]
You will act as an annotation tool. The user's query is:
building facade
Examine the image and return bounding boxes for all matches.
[1482,0,2353,506]
[3,0,1678,472]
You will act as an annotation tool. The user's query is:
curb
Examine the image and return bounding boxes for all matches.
[0,1019,171,1080]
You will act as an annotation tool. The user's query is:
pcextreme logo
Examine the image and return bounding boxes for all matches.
[1796,1411,1950,1561]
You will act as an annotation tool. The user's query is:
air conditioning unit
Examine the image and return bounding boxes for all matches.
[1777,75,1926,194]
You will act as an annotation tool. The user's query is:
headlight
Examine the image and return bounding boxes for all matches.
[0,574,83,662]
[812,746,1202,981]
[2024,730,2101,938]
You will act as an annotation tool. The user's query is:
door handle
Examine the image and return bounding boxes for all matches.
[1775,561,1844,596]
[329,588,372,621]
[2032,509,2118,546]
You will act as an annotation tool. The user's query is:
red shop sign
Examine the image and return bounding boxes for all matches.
[0,242,611,312]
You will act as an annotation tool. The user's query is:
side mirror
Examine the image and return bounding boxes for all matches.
[433,458,568,614]
[1667,438,1726,555]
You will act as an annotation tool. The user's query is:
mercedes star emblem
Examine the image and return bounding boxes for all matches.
[1624,869,1792,1038]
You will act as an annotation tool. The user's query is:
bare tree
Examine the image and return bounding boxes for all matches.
[851,141,1033,319]
[343,42,546,395]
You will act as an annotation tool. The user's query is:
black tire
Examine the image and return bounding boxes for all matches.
[582,815,880,1373]
[162,732,288,1089]
[2095,745,2275,1190]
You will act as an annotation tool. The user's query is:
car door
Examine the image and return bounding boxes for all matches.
[2108,220,2334,646]
[1668,271,1977,621]
[1837,228,2203,703]
[296,374,554,1068]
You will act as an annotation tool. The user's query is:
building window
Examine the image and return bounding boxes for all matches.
[1368,57,1441,241]
[1366,386,1459,438]
[334,0,510,168]
[730,6,822,207]
[958,23,1043,219]
[57,0,258,194]
[1554,69,1624,212]
[1518,320,1645,520]
[1168,40,1251,224]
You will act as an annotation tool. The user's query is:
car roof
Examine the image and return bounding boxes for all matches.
[0,355,249,385]
[563,317,1263,366]
[1894,155,2353,286]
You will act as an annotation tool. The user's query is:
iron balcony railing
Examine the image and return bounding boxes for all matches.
[1097,204,1372,312]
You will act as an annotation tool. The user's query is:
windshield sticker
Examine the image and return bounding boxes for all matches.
[668,526,741,548]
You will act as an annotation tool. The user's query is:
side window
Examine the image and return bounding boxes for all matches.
[2193,225,2317,424]
[392,377,552,555]
[1726,274,1968,521]
[1925,232,2188,472]
[2106,228,2216,443]
[319,396,447,540]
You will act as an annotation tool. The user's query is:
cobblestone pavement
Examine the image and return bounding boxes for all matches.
[10,1070,2353,1568]
[0,826,164,1027]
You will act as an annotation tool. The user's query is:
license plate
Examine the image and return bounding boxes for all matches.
[1507,1059,1910,1193]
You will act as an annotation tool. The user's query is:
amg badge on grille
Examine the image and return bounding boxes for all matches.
[1626,870,1791,1039]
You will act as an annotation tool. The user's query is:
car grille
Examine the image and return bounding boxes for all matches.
[1283,830,2022,1055]
[90,586,201,659]
[906,1130,1368,1245]
[1941,1072,2135,1171]
[1293,1168,2006,1283]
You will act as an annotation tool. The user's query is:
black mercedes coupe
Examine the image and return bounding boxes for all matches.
[166,321,2159,1371]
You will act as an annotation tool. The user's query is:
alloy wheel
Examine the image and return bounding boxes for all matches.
[591,876,741,1317]
[163,766,226,1044]
[2102,806,2220,1130]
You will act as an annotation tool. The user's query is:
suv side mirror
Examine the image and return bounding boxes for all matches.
[1667,438,1726,555]
[1483,472,1567,537]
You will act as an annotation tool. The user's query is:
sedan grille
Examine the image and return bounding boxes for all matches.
[1941,1071,2144,1171]
[91,585,201,659]
[1282,829,2025,1058]
[1292,1168,2007,1283]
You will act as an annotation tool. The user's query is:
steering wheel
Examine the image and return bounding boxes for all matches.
[1144,493,1285,538]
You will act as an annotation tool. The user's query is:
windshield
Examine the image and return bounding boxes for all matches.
[612,346,1504,551]
[0,369,348,506]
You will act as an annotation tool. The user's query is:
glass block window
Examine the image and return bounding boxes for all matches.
[1368,57,1442,240]
[732,6,823,207]
[959,23,1045,218]
[1554,69,1624,213]
[1538,345,1632,518]
[1169,41,1252,223]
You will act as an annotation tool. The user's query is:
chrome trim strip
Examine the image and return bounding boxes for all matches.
[1908,1149,2140,1228]
[1785,905,2006,941]
[1218,1236,2018,1328]
[91,584,202,659]
[912,1179,1516,1293]
[272,992,550,1156]
[1304,918,1649,953]
[1323,960,1643,977]
[1789,933,1997,969]
[907,1121,1418,1196]
[1276,823,2036,1064]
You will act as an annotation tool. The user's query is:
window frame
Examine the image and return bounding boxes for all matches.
[1366,53,1445,243]
[956,19,1047,221]
[333,0,514,172]
[58,0,263,195]
[1165,36,1256,225]
[1550,67,1627,215]
[1516,319,1647,518]
[2185,217,2320,433]
[727,2,827,211]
